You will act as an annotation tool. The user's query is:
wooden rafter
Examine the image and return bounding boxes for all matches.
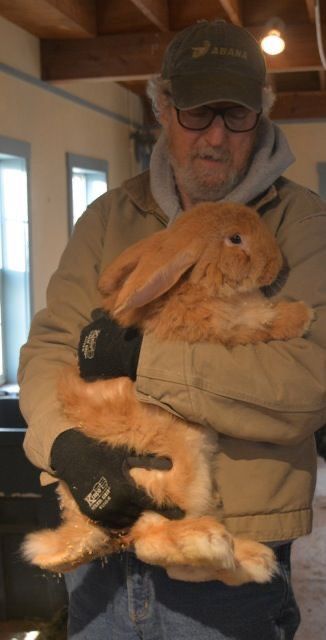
[319,69,326,89]
[271,91,326,119]
[41,23,324,82]
[0,0,96,38]
[41,31,171,81]
[129,0,169,31]
[218,0,242,26]
[305,0,316,23]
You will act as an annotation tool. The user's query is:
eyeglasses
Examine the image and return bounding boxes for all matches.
[175,105,261,133]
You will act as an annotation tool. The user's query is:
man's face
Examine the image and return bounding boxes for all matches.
[160,101,258,208]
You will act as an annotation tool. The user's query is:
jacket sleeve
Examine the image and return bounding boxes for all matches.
[18,199,107,473]
[136,200,326,447]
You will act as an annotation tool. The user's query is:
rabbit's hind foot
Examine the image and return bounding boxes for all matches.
[217,538,278,586]
[131,512,235,571]
[21,522,116,573]
[166,539,278,586]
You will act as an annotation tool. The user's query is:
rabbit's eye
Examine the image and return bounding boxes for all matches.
[229,234,242,245]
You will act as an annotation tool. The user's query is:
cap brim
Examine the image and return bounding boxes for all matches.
[171,71,262,112]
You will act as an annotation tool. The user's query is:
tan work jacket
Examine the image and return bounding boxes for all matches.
[18,171,326,543]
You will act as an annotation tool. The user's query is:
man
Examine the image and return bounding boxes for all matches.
[19,20,326,639]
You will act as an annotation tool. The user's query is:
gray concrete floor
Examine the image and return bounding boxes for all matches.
[291,456,326,640]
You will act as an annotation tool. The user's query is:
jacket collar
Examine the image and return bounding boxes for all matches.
[251,184,279,211]
[122,170,169,226]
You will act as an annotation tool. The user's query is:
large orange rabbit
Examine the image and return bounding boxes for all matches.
[22,202,313,585]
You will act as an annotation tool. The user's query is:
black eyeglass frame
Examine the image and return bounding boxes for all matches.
[175,106,262,133]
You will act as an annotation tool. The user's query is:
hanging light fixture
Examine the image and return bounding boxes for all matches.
[261,18,286,56]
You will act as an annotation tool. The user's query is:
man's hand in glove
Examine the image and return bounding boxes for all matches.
[51,429,184,529]
[78,309,142,381]
[70,311,183,527]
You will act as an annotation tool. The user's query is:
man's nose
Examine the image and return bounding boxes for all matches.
[202,116,228,145]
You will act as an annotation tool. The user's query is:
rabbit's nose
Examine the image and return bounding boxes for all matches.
[257,256,279,286]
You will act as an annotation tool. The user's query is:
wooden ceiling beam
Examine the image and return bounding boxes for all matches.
[305,0,316,23]
[218,0,242,26]
[129,0,169,31]
[270,91,326,119]
[41,23,324,82]
[41,31,171,81]
[319,70,326,90]
[0,0,96,38]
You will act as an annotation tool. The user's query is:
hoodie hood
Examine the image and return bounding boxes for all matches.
[150,116,295,225]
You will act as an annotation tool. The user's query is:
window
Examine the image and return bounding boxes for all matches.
[66,154,108,232]
[0,137,31,384]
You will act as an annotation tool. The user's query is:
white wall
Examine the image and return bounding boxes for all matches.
[0,16,143,312]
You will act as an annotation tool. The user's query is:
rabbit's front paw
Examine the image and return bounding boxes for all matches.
[271,301,314,340]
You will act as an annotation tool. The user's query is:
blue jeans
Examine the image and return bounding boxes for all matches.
[65,544,300,639]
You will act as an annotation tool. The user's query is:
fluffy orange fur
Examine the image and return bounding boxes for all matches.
[22,202,314,585]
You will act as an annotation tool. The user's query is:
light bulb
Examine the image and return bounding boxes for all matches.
[261,29,285,56]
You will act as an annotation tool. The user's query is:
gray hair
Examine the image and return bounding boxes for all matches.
[146,75,276,121]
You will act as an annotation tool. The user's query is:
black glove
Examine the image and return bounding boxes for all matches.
[51,429,184,529]
[78,309,142,381]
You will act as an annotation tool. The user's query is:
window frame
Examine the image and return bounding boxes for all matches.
[66,153,108,234]
[0,135,32,385]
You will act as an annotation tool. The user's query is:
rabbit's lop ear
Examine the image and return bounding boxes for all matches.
[113,229,206,314]
[99,235,154,298]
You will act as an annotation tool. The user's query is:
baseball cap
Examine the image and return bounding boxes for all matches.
[161,20,266,112]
